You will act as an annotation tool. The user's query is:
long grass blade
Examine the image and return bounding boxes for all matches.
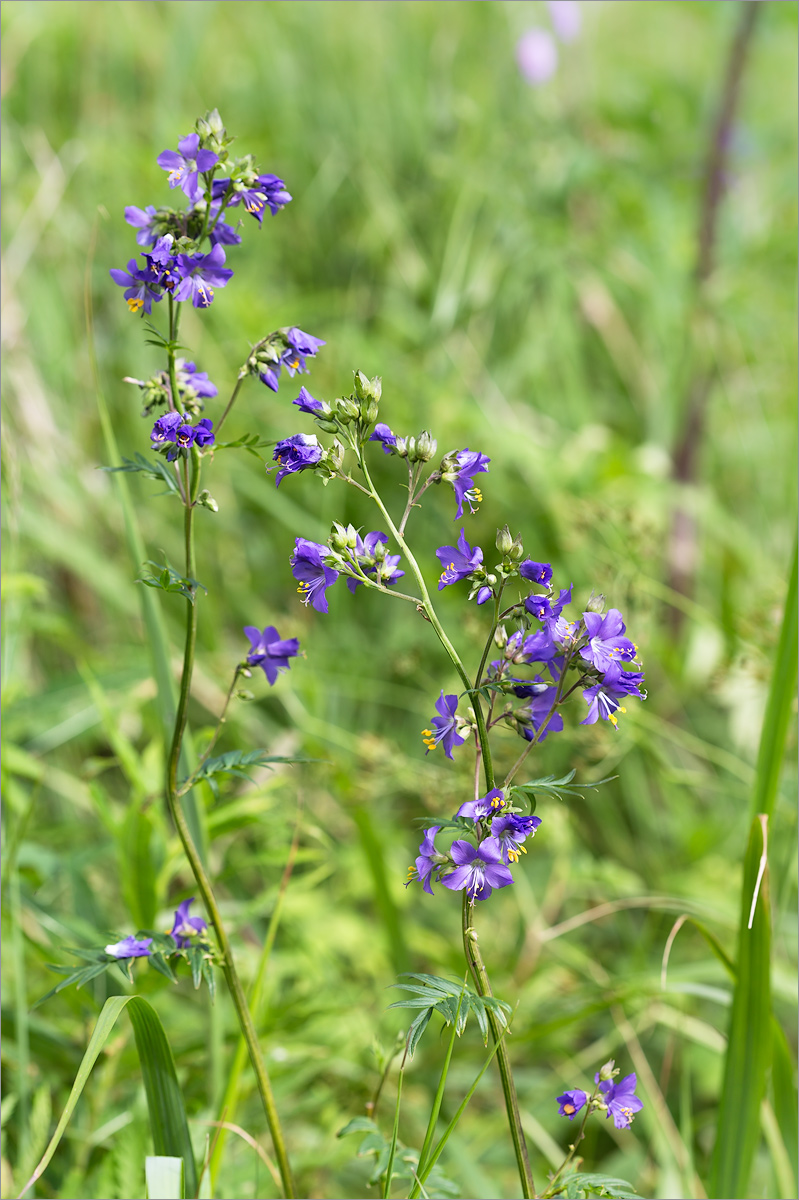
[17,995,195,1199]
[708,815,772,1198]
[750,539,797,821]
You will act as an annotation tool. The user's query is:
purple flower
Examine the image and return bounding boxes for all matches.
[192,418,215,448]
[441,838,514,902]
[516,681,564,742]
[291,538,339,613]
[422,691,466,759]
[105,935,153,959]
[168,898,208,949]
[109,256,162,314]
[579,609,638,673]
[369,423,398,454]
[489,813,542,863]
[273,433,323,486]
[436,530,483,590]
[157,133,219,202]
[280,327,326,377]
[457,788,507,821]
[442,449,490,519]
[293,386,328,415]
[174,244,233,308]
[517,29,558,85]
[547,0,581,42]
[598,1074,643,1130]
[519,560,553,588]
[209,217,242,247]
[259,366,281,392]
[175,423,196,449]
[244,624,300,685]
[581,662,645,728]
[213,174,292,222]
[346,531,405,592]
[557,1089,588,1120]
[506,629,556,665]
[177,360,218,400]
[124,204,159,246]
[525,584,573,623]
[475,586,493,605]
[151,411,182,448]
[406,826,444,896]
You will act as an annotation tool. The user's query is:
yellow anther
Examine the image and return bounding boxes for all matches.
[564,1104,575,1115]
[127,297,144,312]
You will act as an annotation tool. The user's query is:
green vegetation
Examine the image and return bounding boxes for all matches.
[1,2,796,1198]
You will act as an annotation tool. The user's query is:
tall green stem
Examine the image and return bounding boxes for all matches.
[358,453,495,790]
[163,357,295,1197]
[462,894,535,1198]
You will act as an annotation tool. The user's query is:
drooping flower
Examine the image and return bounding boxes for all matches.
[192,418,215,448]
[109,256,162,314]
[581,662,645,728]
[405,826,445,895]
[457,788,507,821]
[475,586,493,605]
[290,538,339,613]
[105,936,153,959]
[516,29,558,85]
[244,624,300,685]
[176,360,218,401]
[369,423,398,454]
[598,1074,644,1130]
[157,133,219,201]
[441,449,490,519]
[519,560,553,589]
[579,609,638,673]
[293,386,328,415]
[124,204,159,246]
[556,1089,588,1120]
[280,327,326,377]
[436,529,483,589]
[515,681,564,743]
[489,813,542,863]
[151,411,182,448]
[345,531,405,592]
[441,839,514,902]
[525,584,573,623]
[213,174,292,222]
[174,244,234,308]
[273,433,323,486]
[169,898,208,949]
[422,691,467,759]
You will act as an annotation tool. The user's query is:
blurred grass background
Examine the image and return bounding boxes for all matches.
[1,1,796,1198]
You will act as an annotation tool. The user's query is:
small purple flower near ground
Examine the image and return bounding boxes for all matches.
[436,529,483,589]
[157,133,219,201]
[290,538,339,613]
[244,624,300,685]
[441,839,514,902]
[105,936,153,959]
[273,433,323,486]
[598,1074,644,1129]
[174,244,233,308]
[169,898,208,949]
[422,691,466,759]
[556,1089,588,1120]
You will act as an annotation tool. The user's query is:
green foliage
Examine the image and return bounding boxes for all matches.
[104,454,181,500]
[387,974,510,1058]
[557,1173,640,1199]
[137,560,207,605]
[186,748,310,785]
[509,770,618,808]
[337,1118,459,1197]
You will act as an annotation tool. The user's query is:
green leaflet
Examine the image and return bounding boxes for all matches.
[17,995,196,1199]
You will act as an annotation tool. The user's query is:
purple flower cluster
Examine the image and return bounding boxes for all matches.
[556,1069,643,1130]
[406,786,541,904]
[244,625,300,685]
[168,898,208,948]
[151,412,215,460]
[438,448,490,519]
[256,328,326,392]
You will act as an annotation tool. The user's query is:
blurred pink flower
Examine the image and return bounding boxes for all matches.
[547,0,582,43]
[516,29,558,86]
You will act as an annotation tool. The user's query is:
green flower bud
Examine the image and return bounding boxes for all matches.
[362,398,380,423]
[415,430,437,462]
[509,535,525,561]
[330,522,358,550]
[353,370,371,400]
[494,624,508,648]
[234,689,256,702]
[394,436,408,458]
[315,418,341,435]
[336,397,360,421]
[585,592,605,614]
[405,436,417,461]
[197,490,219,513]
[496,525,514,555]
[327,439,345,471]
[597,1059,616,1082]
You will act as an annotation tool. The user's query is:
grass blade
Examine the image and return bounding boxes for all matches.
[751,538,797,821]
[17,996,195,1199]
[708,815,771,1198]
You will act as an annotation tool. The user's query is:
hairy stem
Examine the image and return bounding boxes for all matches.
[164,366,295,1197]
[462,894,535,1197]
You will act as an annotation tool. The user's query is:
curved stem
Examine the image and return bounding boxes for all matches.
[215,371,247,437]
[502,645,575,790]
[461,894,535,1198]
[358,452,495,790]
[164,401,295,1197]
